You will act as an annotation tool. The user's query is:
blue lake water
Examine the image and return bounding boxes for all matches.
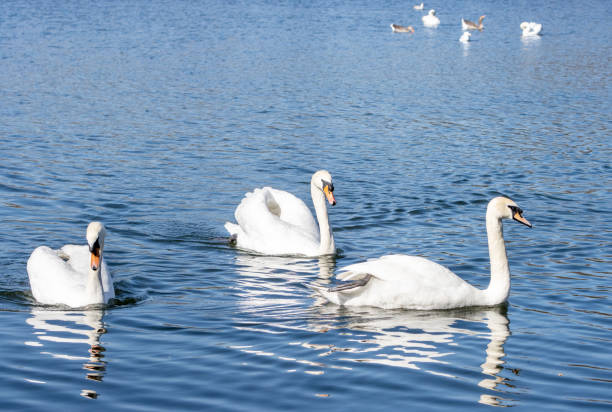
[1,0,610,410]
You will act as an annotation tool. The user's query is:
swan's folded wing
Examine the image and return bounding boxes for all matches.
[235,187,317,238]
[27,246,83,305]
[264,188,318,236]
[60,245,89,273]
[321,255,479,309]
[336,255,411,281]
[234,188,284,234]
[338,254,462,285]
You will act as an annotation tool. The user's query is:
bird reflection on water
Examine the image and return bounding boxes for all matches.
[25,309,109,399]
[309,303,516,406]
[233,253,336,314]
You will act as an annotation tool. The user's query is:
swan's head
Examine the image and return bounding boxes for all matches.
[311,170,336,206]
[428,9,436,16]
[488,197,532,228]
[520,22,529,30]
[86,222,106,271]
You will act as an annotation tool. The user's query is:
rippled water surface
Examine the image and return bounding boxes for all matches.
[1,0,610,410]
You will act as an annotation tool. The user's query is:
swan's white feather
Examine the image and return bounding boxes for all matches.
[27,244,114,308]
[422,10,440,27]
[317,255,482,310]
[227,187,320,256]
[521,22,542,37]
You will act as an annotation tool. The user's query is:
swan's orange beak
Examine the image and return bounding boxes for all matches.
[323,185,336,206]
[90,251,100,271]
[90,241,101,271]
[512,211,532,228]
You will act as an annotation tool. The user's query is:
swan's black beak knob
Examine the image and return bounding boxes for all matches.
[509,206,532,228]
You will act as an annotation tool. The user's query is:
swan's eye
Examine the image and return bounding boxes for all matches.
[321,179,334,192]
[508,205,523,216]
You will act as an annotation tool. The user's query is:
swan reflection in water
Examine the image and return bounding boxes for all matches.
[310,303,515,406]
[477,309,514,407]
[233,253,335,314]
[25,308,108,399]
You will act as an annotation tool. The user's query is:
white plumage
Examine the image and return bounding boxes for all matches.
[422,9,440,27]
[225,170,336,257]
[27,222,114,308]
[520,22,542,37]
[311,197,532,310]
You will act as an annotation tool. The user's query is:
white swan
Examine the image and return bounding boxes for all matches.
[520,22,542,37]
[460,31,471,43]
[311,197,532,310]
[225,170,337,257]
[462,15,485,31]
[27,222,115,308]
[414,3,424,11]
[422,9,440,28]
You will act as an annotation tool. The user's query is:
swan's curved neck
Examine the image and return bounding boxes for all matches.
[484,215,510,305]
[311,184,335,255]
[85,255,105,304]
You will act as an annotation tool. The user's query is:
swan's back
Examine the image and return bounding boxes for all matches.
[531,23,542,35]
[27,245,113,307]
[228,187,320,255]
[319,255,483,310]
[521,22,542,36]
[422,10,440,27]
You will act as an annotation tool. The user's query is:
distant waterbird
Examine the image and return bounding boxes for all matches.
[462,15,485,31]
[390,23,415,33]
[422,9,440,27]
[520,21,542,37]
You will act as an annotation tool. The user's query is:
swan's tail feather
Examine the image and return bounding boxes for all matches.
[224,222,243,246]
[224,222,239,236]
